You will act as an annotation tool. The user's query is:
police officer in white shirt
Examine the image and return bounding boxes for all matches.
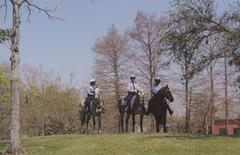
[151,77,162,95]
[88,79,96,97]
[84,79,97,111]
[149,77,173,115]
[125,75,140,104]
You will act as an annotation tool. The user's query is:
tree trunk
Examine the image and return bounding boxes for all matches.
[148,49,155,132]
[7,1,24,154]
[209,63,214,134]
[185,65,190,133]
[113,61,121,133]
[224,49,229,135]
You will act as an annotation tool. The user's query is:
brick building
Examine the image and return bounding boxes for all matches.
[212,100,240,136]
[212,119,240,136]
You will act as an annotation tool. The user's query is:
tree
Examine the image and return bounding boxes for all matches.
[167,0,240,133]
[92,24,130,133]
[166,0,218,133]
[129,11,169,95]
[1,0,59,154]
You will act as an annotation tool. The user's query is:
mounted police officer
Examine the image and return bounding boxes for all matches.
[125,75,140,105]
[84,79,97,111]
[150,77,173,115]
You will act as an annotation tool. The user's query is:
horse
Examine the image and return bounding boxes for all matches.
[148,85,174,133]
[80,87,105,133]
[118,90,145,133]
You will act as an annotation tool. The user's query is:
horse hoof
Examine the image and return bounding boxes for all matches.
[98,130,103,134]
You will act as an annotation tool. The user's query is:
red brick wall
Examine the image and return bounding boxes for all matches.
[213,120,240,135]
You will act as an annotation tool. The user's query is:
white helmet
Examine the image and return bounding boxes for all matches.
[130,75,136,79]
[90,79,96,83]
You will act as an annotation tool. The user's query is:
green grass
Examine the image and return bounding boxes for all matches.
[1,133,240,155]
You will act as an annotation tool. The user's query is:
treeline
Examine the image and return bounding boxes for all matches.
[0,66,82,139]
[0,65,123,139]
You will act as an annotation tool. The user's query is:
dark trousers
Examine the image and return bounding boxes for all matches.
[84,94,95,110]
[125,92,136,103]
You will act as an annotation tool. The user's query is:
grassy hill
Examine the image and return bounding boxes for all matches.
[1,133,240,155]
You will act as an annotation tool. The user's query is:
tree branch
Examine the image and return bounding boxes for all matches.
[21,0,63,21]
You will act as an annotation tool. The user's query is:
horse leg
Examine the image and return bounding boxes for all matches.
[132,113,135,133]
[125,113,130,133]
[92,114,96,131]
[79,110,86,132]
[98,116,102,133]
[80,110,85,126]
[163,111,167,133]
[140,113,144,133]
[120,112,124,133]
[86,114,91,132]
[80,110,86,133]
[155,114,160,132]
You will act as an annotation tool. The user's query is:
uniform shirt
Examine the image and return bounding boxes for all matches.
[151,84,162,94]
[88,85,95,95]
[127,82,140,93]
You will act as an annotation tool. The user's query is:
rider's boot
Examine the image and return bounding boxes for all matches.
[167,105,173,115]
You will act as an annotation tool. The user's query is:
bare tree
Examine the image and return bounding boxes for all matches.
[1,0,60,154]
[129,11,169,95]
[92,24,130,133]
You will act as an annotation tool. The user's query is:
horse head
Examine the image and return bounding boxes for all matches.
[162,85,174,102]
[137,89,145,104]
[95,87,101,99]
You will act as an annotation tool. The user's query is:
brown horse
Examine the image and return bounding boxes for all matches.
[148,85,174,132]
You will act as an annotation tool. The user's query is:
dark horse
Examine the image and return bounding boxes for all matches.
[148,85,174,132]
[118,90,145,133]
[80,88,105,133]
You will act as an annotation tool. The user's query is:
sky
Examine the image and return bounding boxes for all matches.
[0,0,171,85]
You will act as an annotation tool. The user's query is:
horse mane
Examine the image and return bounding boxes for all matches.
[156,85,168,96]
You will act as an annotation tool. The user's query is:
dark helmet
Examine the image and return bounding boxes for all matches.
[130,75,136,80]
[155,77,161,82]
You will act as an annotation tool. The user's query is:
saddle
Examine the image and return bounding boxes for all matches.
[121,95,136,111]
[121,96,128,106]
